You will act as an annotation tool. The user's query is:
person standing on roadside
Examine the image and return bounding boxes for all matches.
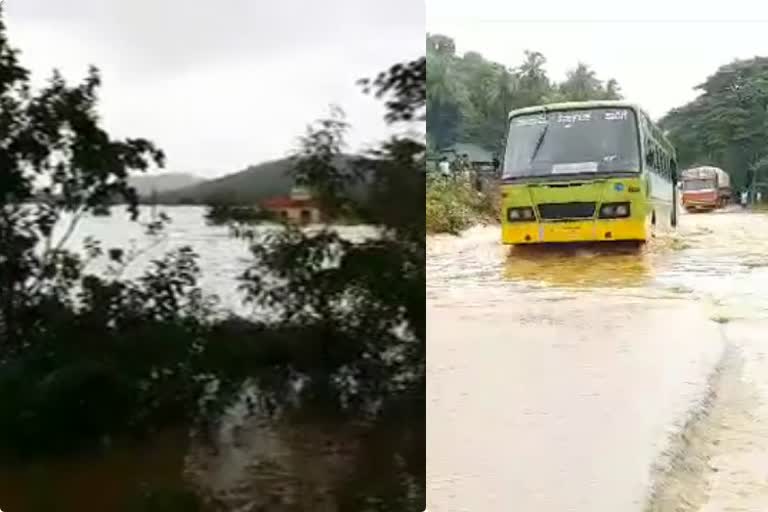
[438,157,450,178]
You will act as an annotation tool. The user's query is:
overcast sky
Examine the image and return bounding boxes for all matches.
[4,1,423,178]
[427,0,768,121]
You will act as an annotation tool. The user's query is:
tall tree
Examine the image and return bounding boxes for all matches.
[515,50,551,107]
[425,33,624,154]
[661,57,768,188]
[559,62,602,101]
[426,35,466,149]
[426,33,457,57]
[0,13,164,351]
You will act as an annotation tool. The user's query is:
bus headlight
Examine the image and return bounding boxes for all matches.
[507,207,535,222]
[599,202,631,219]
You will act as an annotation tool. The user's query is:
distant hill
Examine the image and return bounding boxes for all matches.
[155,156,369,205]
[155,159,294,204]
[128,173,204,197]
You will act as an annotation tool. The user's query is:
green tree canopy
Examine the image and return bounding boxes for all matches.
[426,33,623,154]
[660,57,768,189]
[558,62,621,102]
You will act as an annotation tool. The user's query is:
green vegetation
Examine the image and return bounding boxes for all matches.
[426,177,498,234]
[155,158,295,205]
[152,155,369,208]
[661,57,768,191]
[0,10,424,511]
[203,204,274,225]
[426,33,622,234]
[427,33,622,156]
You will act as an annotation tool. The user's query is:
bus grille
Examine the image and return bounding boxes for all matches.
[537,202,596,220]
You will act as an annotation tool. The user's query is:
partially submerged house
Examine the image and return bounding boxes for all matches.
[261,187,322,224]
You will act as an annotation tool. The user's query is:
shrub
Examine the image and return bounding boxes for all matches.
[426,177,497,234]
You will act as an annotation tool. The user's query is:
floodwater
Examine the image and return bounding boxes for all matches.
[427,207,768,512]
[54,205,379,314]
[0,206,392,511]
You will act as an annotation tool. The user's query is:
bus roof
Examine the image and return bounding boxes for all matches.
[507,100,646,120]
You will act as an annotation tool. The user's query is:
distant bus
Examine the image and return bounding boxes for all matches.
[680,166,731,212]
[499,100,677,245]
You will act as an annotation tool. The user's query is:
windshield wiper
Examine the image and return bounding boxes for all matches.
[529,123,549,163]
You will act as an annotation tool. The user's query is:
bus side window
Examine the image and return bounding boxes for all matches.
[645,143,655,170]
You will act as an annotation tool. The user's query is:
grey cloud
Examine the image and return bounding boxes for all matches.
[8,0,424,78]
[3,1,425,175]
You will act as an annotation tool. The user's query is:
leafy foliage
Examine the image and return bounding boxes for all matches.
[224,59,426,509]
[203,204,274,225]
[426,33,622,153]
[0,11,164,355]
[426,175,498,234]
[0,7,425,509]
[661,57,768,189]
[358,57,426,122]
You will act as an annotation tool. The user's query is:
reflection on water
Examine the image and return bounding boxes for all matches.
[187,417,362,511]
[427,209,768,313]
[505,242,653,289]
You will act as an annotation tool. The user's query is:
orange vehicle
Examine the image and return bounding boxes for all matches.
[681,166,731,212]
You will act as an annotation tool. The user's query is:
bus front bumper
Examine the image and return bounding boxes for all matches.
[502,218,648,244]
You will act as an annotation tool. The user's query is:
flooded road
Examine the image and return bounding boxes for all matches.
[427,208,768,511]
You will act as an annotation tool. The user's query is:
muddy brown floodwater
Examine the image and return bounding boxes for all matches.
[0,208,407,512]
[0,413,383,511]
[427,207,768,512]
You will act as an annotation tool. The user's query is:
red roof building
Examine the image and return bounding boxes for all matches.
[261,189,323,224]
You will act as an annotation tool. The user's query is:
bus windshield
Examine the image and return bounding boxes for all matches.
[502,108,641,179]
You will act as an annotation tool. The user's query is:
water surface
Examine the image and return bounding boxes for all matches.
[427,208,768,511]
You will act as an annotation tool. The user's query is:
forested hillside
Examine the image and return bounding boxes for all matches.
[426,33,622,156]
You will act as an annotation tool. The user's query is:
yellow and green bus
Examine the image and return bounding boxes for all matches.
[500,100,677,245]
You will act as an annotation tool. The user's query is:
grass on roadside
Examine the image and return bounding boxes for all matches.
[426,177,499,234]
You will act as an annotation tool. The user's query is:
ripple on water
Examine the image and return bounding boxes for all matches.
[427,210,768,511]
[428,211,768,317]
